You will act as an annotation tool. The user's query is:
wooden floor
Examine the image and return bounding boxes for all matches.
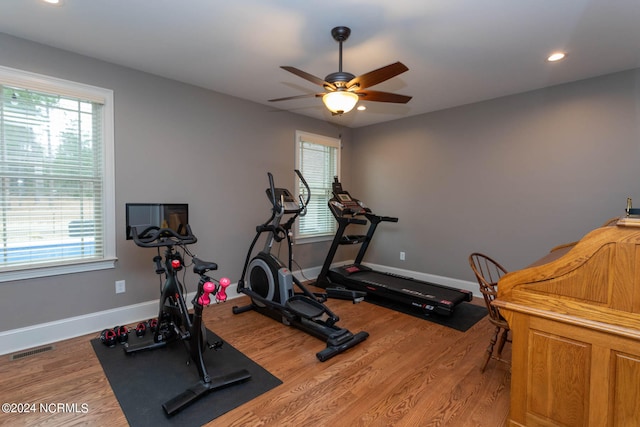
[0,294,511,427]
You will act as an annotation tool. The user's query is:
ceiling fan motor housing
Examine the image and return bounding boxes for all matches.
[331,26,351,42]
[324,71,356,89]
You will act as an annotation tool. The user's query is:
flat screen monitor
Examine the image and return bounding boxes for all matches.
[125,203,189,240]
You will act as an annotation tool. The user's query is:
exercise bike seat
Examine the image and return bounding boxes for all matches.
[285,295,326,319]
[192,257,218,275]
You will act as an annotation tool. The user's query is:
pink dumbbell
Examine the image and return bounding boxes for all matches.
[216,277,231,302]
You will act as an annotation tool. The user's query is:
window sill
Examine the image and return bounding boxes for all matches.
[0,258,117,283]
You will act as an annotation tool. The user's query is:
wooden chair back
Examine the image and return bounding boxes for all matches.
[468,252,508,325]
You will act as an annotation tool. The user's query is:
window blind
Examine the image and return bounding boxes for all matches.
[0,84,105,270]
[295,131,340,241]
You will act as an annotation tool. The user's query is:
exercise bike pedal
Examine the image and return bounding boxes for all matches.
[176,328,191,341]
[208,340,223,350]
[285,295,326,319]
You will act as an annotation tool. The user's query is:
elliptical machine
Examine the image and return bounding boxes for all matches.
[232,170,369,361]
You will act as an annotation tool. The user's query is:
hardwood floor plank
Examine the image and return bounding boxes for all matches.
[0,295,510,427]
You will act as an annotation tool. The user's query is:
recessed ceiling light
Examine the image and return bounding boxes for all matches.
[357,105,366,111]
[547,52,567,62]
[42,0,63,5]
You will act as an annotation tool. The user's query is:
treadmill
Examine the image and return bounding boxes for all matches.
[315,177,473,316]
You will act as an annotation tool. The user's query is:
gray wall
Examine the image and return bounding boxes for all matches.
[2,32,640,332]
[0,33,353,331]
[351,69,640,280]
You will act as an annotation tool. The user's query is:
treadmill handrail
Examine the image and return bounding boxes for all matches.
[346,217,368,225]
[364,213,398,224]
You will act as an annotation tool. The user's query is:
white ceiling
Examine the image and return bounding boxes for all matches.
[1,0,640,128]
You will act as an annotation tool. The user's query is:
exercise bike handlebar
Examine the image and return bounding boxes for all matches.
[131,224,198,248]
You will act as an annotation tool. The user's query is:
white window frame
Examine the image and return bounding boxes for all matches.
[0,65,116,282]
[294,130,341,244]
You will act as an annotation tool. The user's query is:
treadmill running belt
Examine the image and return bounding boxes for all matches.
[354,270,470,303]
[328,267,472,316]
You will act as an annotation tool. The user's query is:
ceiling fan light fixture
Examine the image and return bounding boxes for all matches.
[322,91,359,114]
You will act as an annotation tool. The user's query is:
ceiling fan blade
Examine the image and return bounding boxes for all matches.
[347,62,409,90]
[268,93,324,102]
[356,90,412,104]
[280,66,337,90]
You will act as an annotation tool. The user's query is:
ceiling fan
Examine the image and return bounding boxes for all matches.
[269,26,412,115]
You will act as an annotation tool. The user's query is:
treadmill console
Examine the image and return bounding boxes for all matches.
[329,177,369,217]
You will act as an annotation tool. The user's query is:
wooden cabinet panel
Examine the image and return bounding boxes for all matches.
[495,222,640,427]
[504,313,640,427]
[527,331,590,426]
[611,352,640,426]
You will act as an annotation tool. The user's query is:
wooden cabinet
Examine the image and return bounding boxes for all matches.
[494,222,640,426]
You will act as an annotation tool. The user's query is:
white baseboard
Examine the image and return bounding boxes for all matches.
[0,263,477,356]
[0,284,244,357]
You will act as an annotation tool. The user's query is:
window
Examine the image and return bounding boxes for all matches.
[0,66,115,282]
[294,131,341,243]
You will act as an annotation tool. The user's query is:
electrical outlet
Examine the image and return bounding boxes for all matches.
[400,251,406,261]
[115,280,126,294]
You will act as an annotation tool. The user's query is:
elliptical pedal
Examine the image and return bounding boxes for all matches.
[284,295,326,319]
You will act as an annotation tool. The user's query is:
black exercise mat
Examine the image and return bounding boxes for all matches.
[91,329,281,426]
[365,296,487,332]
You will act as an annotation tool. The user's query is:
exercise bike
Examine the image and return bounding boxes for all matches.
[232,170,369,361]
[125,225,251,416]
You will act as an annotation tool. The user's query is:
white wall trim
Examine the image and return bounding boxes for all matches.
[0,285,244,356]
[0,299,157,356]
[0,263,477,356]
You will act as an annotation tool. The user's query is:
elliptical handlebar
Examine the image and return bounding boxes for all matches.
[267,172,281,216]
[294,169,311,211]
[266,170,311,217]
[131,224,198,248]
